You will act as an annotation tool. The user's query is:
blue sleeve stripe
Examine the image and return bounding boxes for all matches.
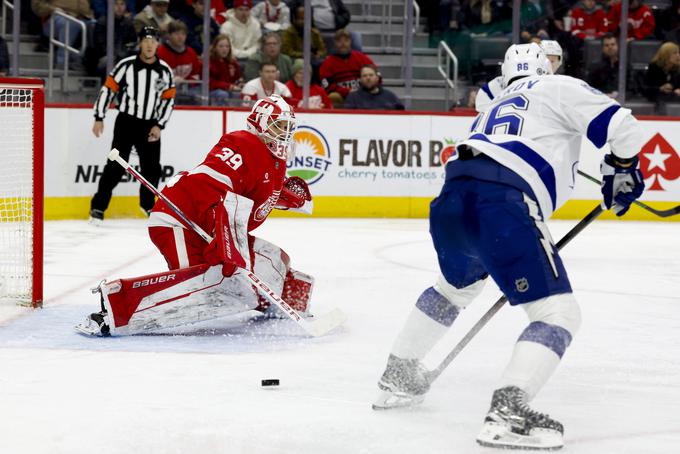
[481,83,494,100]
[469,133,557,211]
[586,105,621,148]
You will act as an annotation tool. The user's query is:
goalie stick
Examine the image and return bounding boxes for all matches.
[108,149,346,337]
[577,170,680,218]
[426,203,604,384]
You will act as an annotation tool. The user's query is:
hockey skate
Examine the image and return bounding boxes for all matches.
[372,354,430,410]
[476,386,564,451]
[74,310,111,337]
[88,209,104,226]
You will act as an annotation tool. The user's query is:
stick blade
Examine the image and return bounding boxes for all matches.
[304,308,347,337]
[108,148,120,161]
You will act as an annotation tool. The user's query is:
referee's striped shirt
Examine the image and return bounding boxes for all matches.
[94,54,176,128]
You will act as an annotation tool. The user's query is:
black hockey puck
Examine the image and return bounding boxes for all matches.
[261,379,280,387]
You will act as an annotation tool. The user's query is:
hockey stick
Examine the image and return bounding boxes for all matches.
[577,170,680,218]
[427,203,605,384]
[108,149,347,337]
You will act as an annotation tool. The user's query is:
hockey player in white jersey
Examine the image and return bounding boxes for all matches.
[374,43,645,450]
[475,40,563,112]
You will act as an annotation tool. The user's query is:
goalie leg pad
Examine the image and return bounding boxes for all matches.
[281,269,315,314]
[99,264,260,335]
[250,237,290,312]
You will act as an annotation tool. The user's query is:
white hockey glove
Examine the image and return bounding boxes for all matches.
[600,154,645,217]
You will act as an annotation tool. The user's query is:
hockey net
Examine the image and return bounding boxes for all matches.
[0,78,44,307]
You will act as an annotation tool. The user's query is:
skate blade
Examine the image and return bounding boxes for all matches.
[371,389,425,411]
[74,319,107,337]
[476,422,563,451]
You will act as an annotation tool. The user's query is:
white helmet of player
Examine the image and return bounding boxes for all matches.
[246,94,297,160]
[540,40,563,73]
[501,43,549,87]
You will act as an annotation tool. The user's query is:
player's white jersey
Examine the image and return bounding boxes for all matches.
[456,74,642,218]
[475,76,503,112]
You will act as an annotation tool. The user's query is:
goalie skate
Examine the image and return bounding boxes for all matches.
[74,311,111,337]
[476,386,564,451]
[372,354,430,410]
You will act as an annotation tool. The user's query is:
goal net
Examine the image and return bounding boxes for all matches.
[0,78,43,307]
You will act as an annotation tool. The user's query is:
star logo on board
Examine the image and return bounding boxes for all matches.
[639,133,680,191]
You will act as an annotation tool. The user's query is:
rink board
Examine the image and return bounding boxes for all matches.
[43,106,680,221]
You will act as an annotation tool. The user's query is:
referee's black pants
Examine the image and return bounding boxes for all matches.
[90,113,162,214]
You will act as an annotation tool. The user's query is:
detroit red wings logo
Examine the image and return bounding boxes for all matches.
[254,190,281,221]
[639,133,680,191]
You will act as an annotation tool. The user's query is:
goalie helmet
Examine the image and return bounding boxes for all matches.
[540,40,563,73]
[246,94,297,160]
[501,43,549,88]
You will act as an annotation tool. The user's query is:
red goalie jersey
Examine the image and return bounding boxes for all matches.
[152,129,286,234]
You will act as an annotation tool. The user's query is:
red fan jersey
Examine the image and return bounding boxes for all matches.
[151,130,286,234]
[607,2,655,40]
[569,4,608,40]
[320,50,375,98]
[157,44,202,81]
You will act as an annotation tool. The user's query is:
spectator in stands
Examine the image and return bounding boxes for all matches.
[31,0,94,66]
[607,0,655,41]
[209,34,244,105]
[588,33,620,98]
[319,29,373,107]
[91,0,137,19]
[519,0,551,43]
[157,20,202,83]
[458,0,512,35]
[658,0,680,43]
[180,0,220,55]
[0,36,8,76]
[285,59,332,109]
[281,5,327,61]
[568,0,608,40]
[344,65,404,110]
[241,61,292,105]
[251,0,290,32]
[644,41,680,103]
[290,0,361,52]
[85,0,137,78]
[244,32,294,83]
[134,0,175,37]
[220,0,262,62]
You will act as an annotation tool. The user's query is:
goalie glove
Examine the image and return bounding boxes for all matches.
[600,154,645,217]
[275,176,313,214]
[203,194,253,276]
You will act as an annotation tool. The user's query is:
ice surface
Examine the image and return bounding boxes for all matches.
[1,218,679,454]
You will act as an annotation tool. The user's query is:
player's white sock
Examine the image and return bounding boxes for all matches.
[391,287,460,360]
[499,340,561,399]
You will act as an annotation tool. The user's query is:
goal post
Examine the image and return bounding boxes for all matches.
[0,77,44,308]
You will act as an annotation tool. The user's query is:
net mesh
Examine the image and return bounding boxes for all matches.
[0,87,35,303]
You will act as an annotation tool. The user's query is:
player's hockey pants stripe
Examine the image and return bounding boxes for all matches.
[469,133,557,211]
[587,105,620,148]
[173,226,190,268]
[415,286,460,327]
[517,321,572,358]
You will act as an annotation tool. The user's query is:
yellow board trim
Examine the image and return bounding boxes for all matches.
[44,196,680,221]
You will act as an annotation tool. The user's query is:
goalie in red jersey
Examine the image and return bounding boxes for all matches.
[76,95,315,337]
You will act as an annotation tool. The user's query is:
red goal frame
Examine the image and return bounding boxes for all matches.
[0,77,44,307]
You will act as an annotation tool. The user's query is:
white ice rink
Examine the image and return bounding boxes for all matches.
[1,217,679,454]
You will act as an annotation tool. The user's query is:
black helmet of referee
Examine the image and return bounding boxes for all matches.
[138,26,159,41]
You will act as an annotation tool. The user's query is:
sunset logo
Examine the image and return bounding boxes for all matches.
[287,126,332,185]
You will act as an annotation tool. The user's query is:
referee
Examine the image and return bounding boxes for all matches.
[89,26,175,224]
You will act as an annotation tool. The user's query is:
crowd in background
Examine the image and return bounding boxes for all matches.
[420,0,680,109]
[15,0,404,110]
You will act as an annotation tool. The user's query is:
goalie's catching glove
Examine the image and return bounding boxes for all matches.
[600,154,645,217]
[275,177,313,214]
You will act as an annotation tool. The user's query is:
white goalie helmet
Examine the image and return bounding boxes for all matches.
[540,40,563,73]
[246,94,297,160]
[501,43,550,87]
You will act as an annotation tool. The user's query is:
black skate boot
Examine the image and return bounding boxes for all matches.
[372,354,430,410]
[476,386,564,450]
[89,209,104,226]
[74,311,111,337]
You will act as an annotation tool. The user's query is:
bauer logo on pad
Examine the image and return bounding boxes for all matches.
[287,126,332,185]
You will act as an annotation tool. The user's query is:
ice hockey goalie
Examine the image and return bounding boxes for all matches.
[76,95,315,336]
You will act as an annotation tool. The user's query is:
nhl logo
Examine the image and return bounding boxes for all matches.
[515,278,529,293]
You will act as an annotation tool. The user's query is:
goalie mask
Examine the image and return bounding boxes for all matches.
[501,43,549,88]
[246,95,297,160]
